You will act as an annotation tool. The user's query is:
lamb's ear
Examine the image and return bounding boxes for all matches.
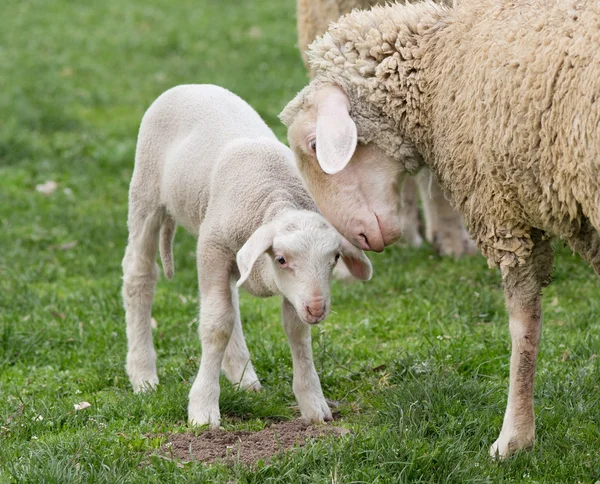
[340,237,373,281]
[315,87,358,175]
[236,224,276,287]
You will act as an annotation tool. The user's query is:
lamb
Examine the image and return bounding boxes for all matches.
[280,0,600,458]
[296,0,474,257]
[122,84,372,428]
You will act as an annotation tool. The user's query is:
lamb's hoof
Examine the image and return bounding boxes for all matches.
[490,432,534,459]
[131,376,159,393]
[301,398,333,423]
[188,406,221,429]
[239,379,262,392]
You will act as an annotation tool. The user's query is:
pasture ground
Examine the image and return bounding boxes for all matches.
[1,0,599,481]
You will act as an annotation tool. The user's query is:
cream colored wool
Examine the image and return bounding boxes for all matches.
[288,0,600,272]
[281,0,600,458]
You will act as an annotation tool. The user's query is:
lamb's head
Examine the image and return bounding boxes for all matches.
[236,210,372,324]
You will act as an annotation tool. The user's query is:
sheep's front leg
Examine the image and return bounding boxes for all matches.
[398,176,424,248]
[416,168,476,257]
[491,233,553,458]
[282,298,332,422]
[188,249,236,428]
[221,285,262,391]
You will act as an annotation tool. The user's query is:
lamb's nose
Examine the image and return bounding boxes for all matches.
[306,302,325,318]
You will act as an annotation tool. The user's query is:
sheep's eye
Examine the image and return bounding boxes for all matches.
[334,253,341,263]
[276,256,286,266]
[309,139,317,153]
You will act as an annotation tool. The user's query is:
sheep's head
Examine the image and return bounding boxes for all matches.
[236,210,372,324]
[281,82,421,252]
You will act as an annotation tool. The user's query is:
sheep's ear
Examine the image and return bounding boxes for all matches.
[340,237,373,281]
[315,87,358,175]
[236,224,276,287]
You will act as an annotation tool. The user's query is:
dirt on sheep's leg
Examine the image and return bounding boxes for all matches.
[491,231,553,459]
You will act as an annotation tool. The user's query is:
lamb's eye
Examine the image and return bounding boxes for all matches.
[276,256,286,266]
[309,139,317,153]
[334,253,341,263]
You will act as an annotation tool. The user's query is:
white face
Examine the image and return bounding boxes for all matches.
[236,211,373,325]
[284,85,406,252]
[269,222,341,324]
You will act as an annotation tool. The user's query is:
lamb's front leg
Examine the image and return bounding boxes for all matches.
[282,298,332,422]
[188,251,236,428]
[491,233,553,458]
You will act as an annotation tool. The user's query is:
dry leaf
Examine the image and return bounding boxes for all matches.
[49,240,78,250]
[74,402,91,411]
[151,318,158,329]
[35,180,58,196]
[247,26,263,39]
[50,310,66,320]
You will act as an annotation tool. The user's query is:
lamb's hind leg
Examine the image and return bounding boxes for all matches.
[123,209,162,392]
[221,285,262,391]
[491,230,554,459]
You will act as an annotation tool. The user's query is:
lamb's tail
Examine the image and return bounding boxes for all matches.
[159,214,177,280]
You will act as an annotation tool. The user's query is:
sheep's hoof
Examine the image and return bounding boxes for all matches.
[490,432,534,459]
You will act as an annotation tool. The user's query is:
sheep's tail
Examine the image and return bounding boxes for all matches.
[159,214,176,280]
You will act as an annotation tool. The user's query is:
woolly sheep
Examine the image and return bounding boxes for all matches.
[296,0,473,256]
[281,0,600,458]
[122,84,372,428]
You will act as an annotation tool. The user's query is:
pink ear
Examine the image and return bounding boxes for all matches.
[315,87,358,174]
[340,237,373,281]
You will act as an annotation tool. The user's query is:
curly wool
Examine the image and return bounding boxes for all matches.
[292,0,600,271]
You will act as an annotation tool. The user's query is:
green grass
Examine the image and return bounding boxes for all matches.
[1,0,599,481]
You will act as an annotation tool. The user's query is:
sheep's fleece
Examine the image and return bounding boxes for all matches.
[122,84,372,428]
[281,0,600,458]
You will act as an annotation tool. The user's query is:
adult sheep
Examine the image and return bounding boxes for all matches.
[281,0,600,458]
[296,0,474,256]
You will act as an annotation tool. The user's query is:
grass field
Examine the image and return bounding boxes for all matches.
[1,0,599,481]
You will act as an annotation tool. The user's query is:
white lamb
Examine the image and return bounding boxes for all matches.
[122,84,372,428]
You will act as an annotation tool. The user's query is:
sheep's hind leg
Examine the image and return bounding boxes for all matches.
[188,241,236,428]
[123,209,162,392]
[491,230,553,459]
[282,298,332,422]
[568,218,600,277]
[221,283,262,391]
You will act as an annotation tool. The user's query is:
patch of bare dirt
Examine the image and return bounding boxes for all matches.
[155,420,350,466]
